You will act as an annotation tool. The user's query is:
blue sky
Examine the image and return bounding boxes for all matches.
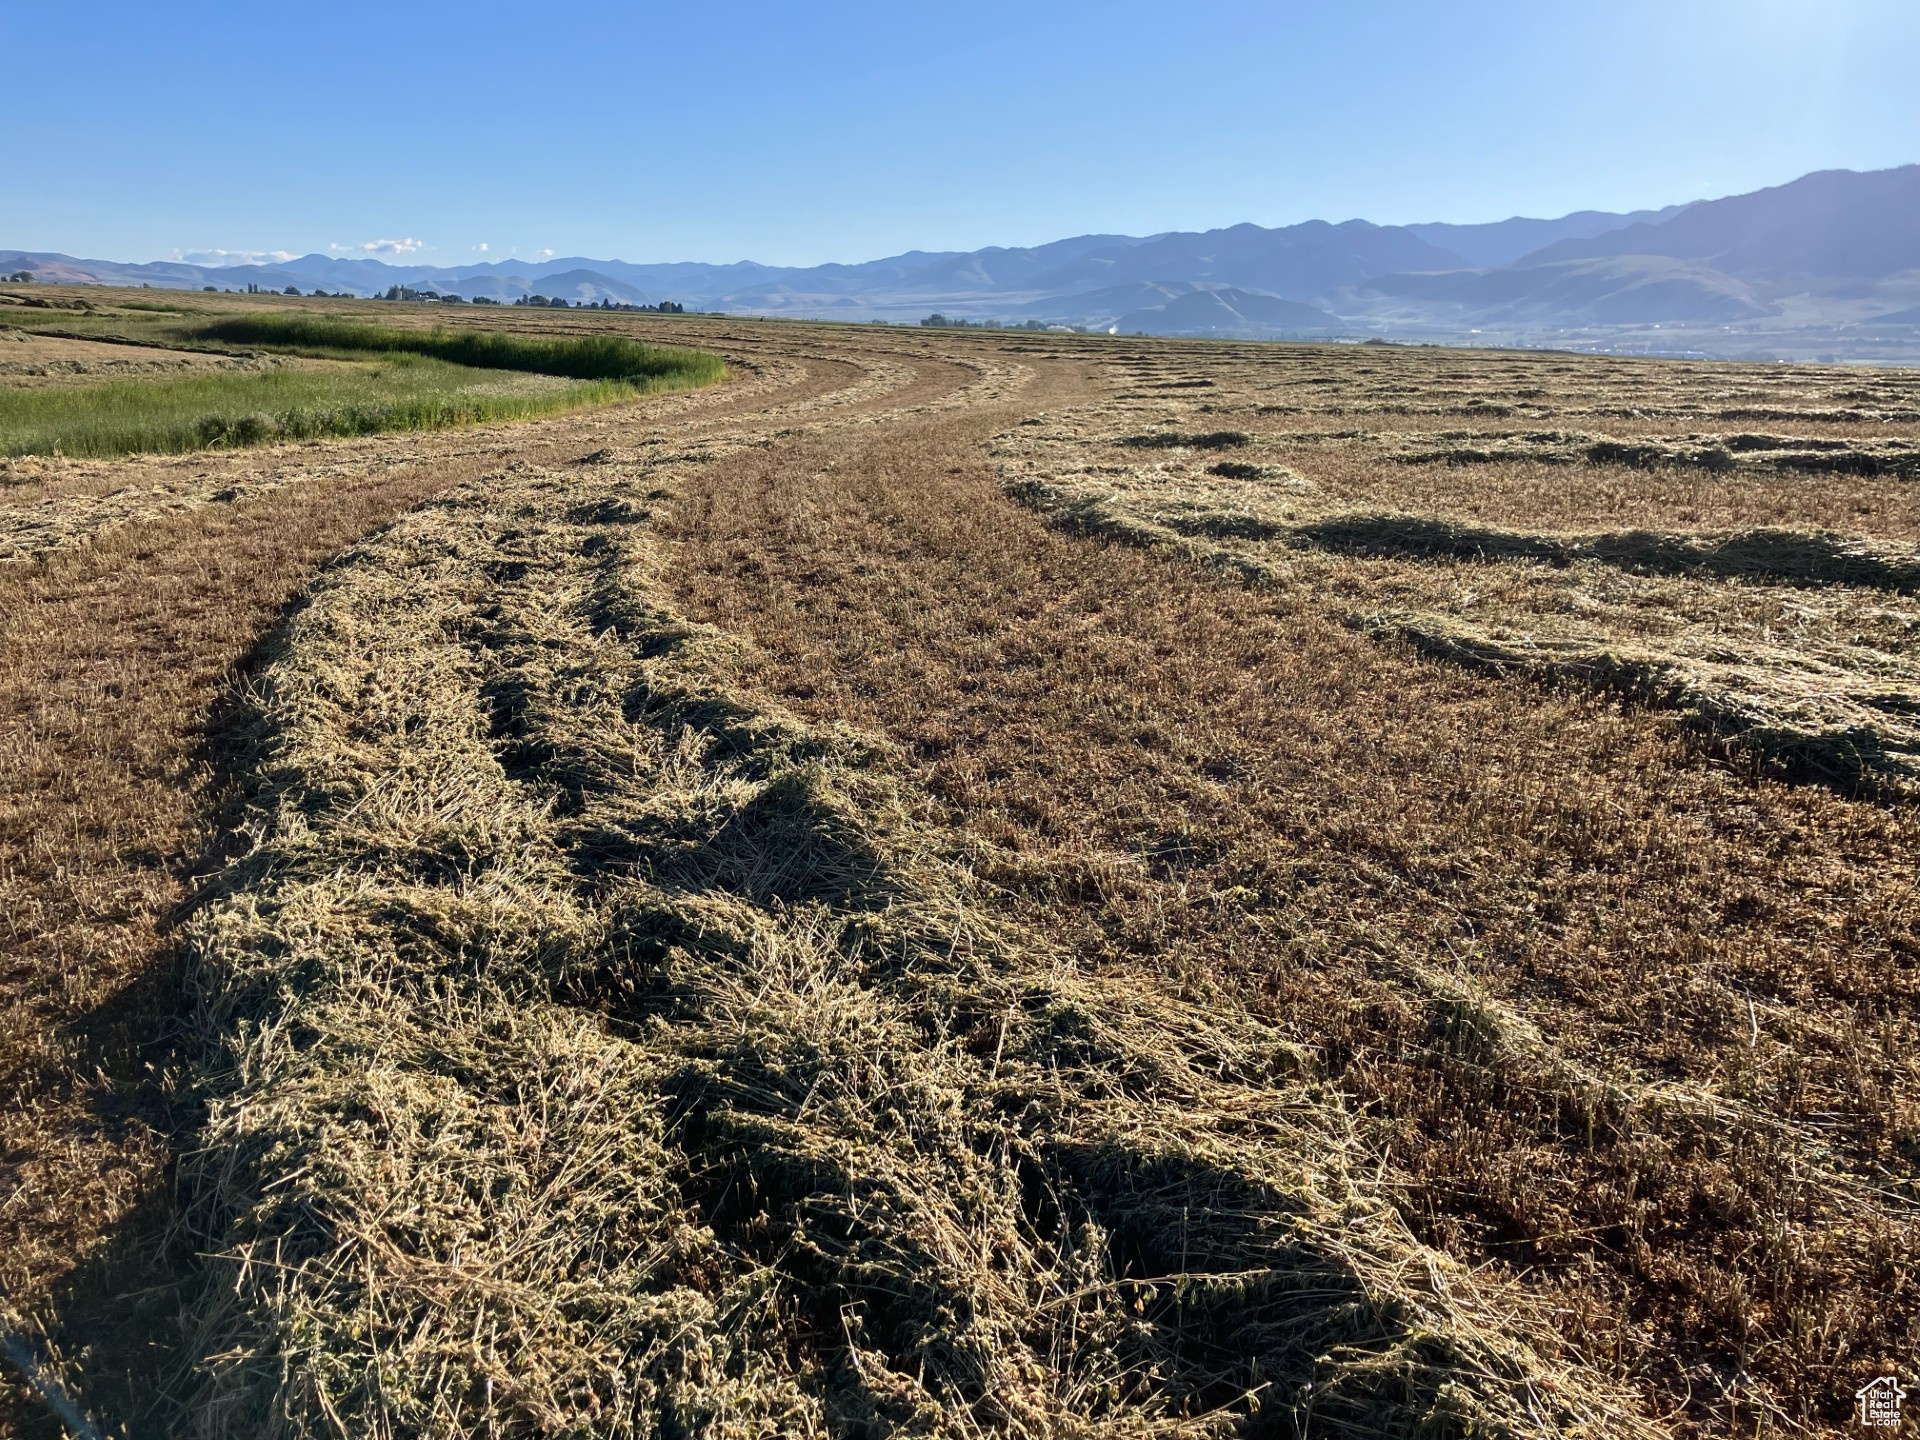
[7,0,1915,268]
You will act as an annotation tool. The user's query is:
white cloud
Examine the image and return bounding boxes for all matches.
[541,247,555,257]
[175,248,296,267]
[475,242,489,252]
[327,237,428,257]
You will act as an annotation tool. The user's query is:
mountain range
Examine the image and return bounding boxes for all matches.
[4,166,1915,355]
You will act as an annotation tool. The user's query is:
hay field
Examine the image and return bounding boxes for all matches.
[0,303,723,459]
[996,347,1920,794]
[1,295,1914,1438]
[0,331,281,388]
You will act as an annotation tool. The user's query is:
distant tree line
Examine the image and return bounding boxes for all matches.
[508,295,686,313]
[2,266,691,311]
[362,286,686,312]
[922,313,1089,333]
[0,269,660,309]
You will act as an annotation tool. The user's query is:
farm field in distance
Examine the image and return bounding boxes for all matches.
[0,303,722,459]
[0,285,1915,1438]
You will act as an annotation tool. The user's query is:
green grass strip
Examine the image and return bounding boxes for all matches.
[1,356,686,459]
[196,314,726,386]
[0,316,725,458]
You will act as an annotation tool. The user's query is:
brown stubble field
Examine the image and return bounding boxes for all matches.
[0,290,1915,1437]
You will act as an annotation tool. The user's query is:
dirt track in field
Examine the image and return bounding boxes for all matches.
[2,304,1914,1436]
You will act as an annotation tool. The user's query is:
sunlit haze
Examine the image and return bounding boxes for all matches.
[7,0,1916,265]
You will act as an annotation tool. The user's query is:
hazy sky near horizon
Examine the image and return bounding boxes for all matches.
[7,0,1916,268]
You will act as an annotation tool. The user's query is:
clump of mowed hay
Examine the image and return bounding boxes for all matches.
[995,408,1920,798]
[178,455,1663,1437]
[1118,430,1252,450]
[1364,608,1920,796]
[1388,429,1920,479]
[1292,514,1920,593]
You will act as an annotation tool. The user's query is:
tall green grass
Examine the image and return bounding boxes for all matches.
[198,314,726,386]
[0,317,725,458]
[0,356,664,459]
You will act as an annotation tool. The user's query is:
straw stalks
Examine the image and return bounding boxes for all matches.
[179,448,1658,1437]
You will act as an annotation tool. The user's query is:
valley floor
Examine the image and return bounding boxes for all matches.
[1,305,1915,1437]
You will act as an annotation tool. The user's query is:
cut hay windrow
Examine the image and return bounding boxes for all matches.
[1383,429,1920,480]
[1293,515,1920,594]
[1360,609,1920,796]
[995,402,1920,797]
[179,446,1661,1437]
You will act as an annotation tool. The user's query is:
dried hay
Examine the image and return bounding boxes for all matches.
[1117,431,1252,451]
[1363,609,1920,795]
[178,451,1662,1437]
[1388,430,1920,480]
[1295,515,1920,594]
[995,392,1920,797]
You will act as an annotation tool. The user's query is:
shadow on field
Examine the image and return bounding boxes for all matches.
[647,1009,1471,1437]
[1296,513,1920,592]
[3,588,318,1439]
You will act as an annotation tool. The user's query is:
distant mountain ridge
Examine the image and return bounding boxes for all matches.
[1006,281,1344,336]
[1402,204,1691,268]
[3,166,1914,348]
[1522,167,1919,279]
[1115,287,1345,337]
[1362,256,1774,326]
